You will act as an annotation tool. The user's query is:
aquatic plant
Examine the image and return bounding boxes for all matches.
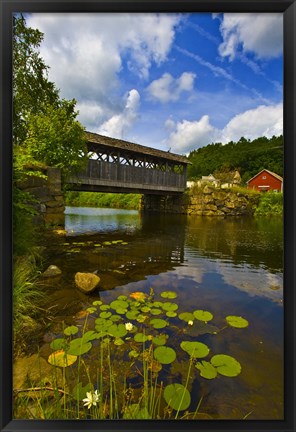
[17,288,249,420]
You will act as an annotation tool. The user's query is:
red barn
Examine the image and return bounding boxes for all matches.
[247,169,283,192]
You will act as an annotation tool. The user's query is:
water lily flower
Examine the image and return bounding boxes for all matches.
[125,322,134,331]
[188,320,194,326]
[83,390,100,409]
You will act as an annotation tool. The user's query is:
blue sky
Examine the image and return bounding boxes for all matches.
[27,12,283,155]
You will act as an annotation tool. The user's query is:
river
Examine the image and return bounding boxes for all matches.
[39,207,283,420]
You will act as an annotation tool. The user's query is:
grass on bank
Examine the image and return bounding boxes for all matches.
[65,191,141,210]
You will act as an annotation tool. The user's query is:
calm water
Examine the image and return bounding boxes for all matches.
[41,207,283,420]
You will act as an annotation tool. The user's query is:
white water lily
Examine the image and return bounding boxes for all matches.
[125,322,134,331]
[188,320,194,326]
[83,390,100,409]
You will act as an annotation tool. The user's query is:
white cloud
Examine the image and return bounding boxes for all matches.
[147,72,196,103]
[217,13,283,60]
[164,115,219,154]
[26,13,181,130]
[221,103,283,143]
[165,103,283,154]
[97,89,140,139]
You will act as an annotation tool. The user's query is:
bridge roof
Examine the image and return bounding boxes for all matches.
[85,131,191,165]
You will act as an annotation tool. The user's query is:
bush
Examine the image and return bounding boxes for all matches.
[255,192,283,216]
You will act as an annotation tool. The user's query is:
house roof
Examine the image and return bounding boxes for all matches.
[85,131,191,165]
[247,169,283,184]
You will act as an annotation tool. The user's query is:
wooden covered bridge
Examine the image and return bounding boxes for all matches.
[66,132,190,195]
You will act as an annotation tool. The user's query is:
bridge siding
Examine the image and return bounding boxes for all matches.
[80,160,186,190]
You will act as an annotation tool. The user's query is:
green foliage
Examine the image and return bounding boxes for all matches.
[255,192,283,216]
[187,135,283,183]
[65,191,141,210]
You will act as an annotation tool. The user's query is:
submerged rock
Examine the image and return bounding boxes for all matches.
[42,265,62,277]
[75,272,100,293]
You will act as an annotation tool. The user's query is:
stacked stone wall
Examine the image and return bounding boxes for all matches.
[17,167,65,225]
[141,185,260,216]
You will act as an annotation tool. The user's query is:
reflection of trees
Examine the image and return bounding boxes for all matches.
[185,216,283,273]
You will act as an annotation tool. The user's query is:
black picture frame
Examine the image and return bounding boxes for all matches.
[1,1,295,431]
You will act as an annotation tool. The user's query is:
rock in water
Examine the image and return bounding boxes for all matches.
[75,272,100,293]
[42,265,62,277]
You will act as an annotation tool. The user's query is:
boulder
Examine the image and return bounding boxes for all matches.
[75,272,100,293]
[42,265,62,277]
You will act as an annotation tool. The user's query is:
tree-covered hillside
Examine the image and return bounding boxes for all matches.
[187,135,283,184]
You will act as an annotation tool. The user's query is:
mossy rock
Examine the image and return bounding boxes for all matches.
[75,272,100,293]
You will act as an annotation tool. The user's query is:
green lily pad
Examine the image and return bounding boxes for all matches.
[86,307,97,314]
[141,306,151,313]
[195,360,218,379]
[117,295,128,300]
[134,333,148,343]
[161,291,177,299]
[68,338,92,356]
[184,321,219,337]
[110,299,129,310]
[126,310,140,320]
[100,304,110,311]
[50,338,67,351]
[162,302,178,312]
[210,354,242,377]
[63,326,79,336]
[180,341,210,358]
[226,315,249,328]
[150,318,168,329]
[115,307,128,315]
[95,318,113,329]
[82,331,98,342]
[136,314,147,323]
[103,241,112,245]
[163,383,191,411]
[178,312,195,322]
[110,314,122,322]
[152,301,164,308]
[100,311,112,319]
[92,300,102,306]
[108,323,127,338]
[166,311,177,318]
[152,334,168,346]
[193,310,213,322]
[154,346,176,364]
[150,308,162,315]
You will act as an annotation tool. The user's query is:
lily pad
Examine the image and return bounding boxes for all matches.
[152,334,168,346]
[150,318,168,329]
[178,312,194,322]
[100,304,110,311]
[95,318,113,329]
[195,360,218,379]
[210,354,242,377]
[163,383,191,411]
[86,307,97,314]
[117,295,128,300]
[110,299,129,310]
[114,338,125,346]
[166,311,177,318]
[180,341,210,358]
[48,350,77,367]
[141,306,151,313]
[92,300,102,306]
[134,333,148,343]
[162,302,178,311]
[126,310,140,320]
[193,310,213,322]
[108,323,127,338]
[50,338,67,351]
[152,301,164,308]
[82,331,98,342]
[150,308,162,315]
[226,315,249,328]
[68,338,92,356]
[136,314,147,323]
[128,349,140,358]
[161,291,177,299]
[63,326,79,336]
[115,307,128,315]
[154,346,176,364]
[110,314,122,322]
[100,311,112,319]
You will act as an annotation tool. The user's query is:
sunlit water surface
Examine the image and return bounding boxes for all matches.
[40,207,283,420]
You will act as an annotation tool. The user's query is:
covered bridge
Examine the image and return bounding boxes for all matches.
[67,132,191,195]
